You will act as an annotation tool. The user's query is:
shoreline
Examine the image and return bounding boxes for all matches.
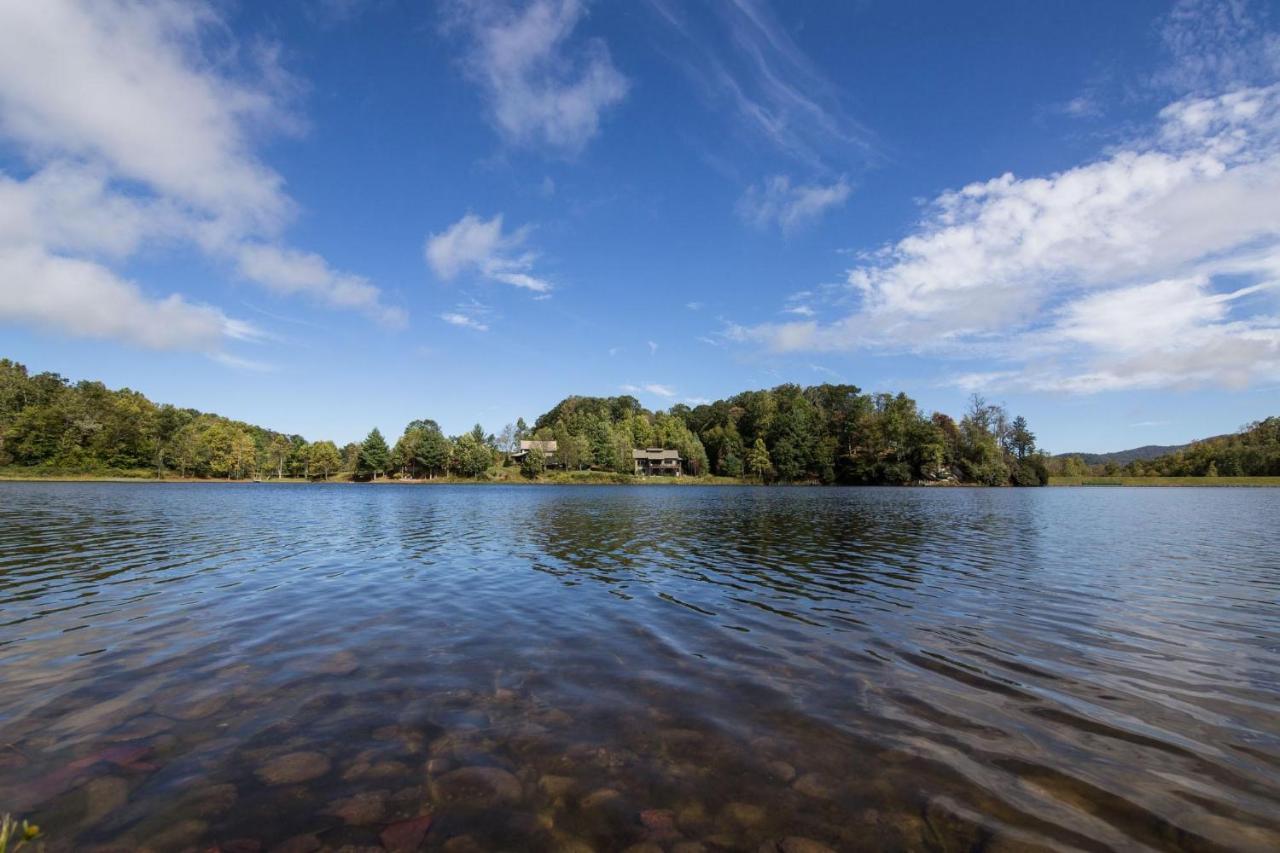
[3,472,1279,487]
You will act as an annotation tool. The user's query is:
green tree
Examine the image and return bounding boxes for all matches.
[267,435,291,480]
[308,440,342,480]
[520,446,546,479]
[452,432,490,478]
[746,438,772,481]
[357,428,391,480]
[1008,415,1036,460]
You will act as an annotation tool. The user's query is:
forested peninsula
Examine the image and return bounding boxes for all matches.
[0,357,1061,486]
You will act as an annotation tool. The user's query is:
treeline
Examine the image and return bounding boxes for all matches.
[521,386,1049,485]
[1052,417,1280,478]
[1,358,1049,485]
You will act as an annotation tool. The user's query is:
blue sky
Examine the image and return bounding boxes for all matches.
[1,0,1278,452]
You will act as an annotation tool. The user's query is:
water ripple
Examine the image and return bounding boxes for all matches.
[0,483,1277,851]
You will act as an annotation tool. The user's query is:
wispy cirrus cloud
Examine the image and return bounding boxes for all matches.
[441,311,490,332]
[425,212,553,294]
[443,0,628,154]
[737,175,851,233]
[729,84,1280,393]
[440,297,494,332]
[646,0,872,170]
[0,0,401,360]
[1156,0,1280,95]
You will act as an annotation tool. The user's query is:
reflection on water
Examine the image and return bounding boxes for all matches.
[1,483,1278,851]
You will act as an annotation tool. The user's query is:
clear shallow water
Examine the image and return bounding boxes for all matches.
[0,483,1277,852]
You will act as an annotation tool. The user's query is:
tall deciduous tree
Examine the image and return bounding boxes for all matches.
[308,441,342,480]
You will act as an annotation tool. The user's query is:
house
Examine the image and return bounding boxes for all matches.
[512,439,561,468]
[633,447,682,476]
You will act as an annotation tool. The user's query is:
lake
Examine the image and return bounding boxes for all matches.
[0,483,1277,851]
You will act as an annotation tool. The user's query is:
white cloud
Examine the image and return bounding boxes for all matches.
[621,382,676,397]
[445,0,628,154]
[647,0,872,169]
[731,85,1280,393]
[738,175,851,233]
[236,244,407,327]
[686,301,703,310]
[441,312,490,332]
[1059,95,1101,119]
[647,340,658,355]
[424,213,553,293]
[1157,0,1280,95]
[0,245,244,352]
[0,0,400,355]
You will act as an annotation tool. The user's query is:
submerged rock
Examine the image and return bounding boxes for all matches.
[580,787,622,810]
[722,801,766,827]
[167,694,229,721]
[182,782,238,817]
[142,818,207,849]
[538,774,575,798]
[312,650,360,675]
[431,766,522,805]
[791,773,836,800]
[256,751,331,785]
[639,808,678,839]
[219,838,264,852]
[442,835,486,853]
[765,760,796,783]
[82,775,129,825]
[671,843,707,853]
[327,789,389,825]
[780,838,837,853]
[380,814,434,852]
[269,833,321,853]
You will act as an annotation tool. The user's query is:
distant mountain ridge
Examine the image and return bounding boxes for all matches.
[1053,444,1190,465]
[1055,434,1233,465]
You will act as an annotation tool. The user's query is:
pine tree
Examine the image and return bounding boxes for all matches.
[357,428,391,480]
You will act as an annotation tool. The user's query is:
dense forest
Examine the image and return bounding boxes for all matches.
[0,357,1053,485]
[1052,417,1280,477]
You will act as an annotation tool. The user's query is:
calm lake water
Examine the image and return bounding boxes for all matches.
[1,483,1277,852]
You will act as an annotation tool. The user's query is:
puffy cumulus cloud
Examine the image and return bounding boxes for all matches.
[444,0,628,154]
[425,213,553,293]
[731,85,1280,393]
[0,245,252,352]
[737,175,851,233]
[0,0,401,357]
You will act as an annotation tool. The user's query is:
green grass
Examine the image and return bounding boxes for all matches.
[1049,475,1280,487]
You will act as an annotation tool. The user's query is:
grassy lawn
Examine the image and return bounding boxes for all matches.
[1049,475,1280,487]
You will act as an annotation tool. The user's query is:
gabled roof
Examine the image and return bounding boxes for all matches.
[519,440,558,452]
[632,448,681,460]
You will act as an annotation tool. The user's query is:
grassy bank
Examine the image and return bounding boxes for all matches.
[1049,475,1280,487]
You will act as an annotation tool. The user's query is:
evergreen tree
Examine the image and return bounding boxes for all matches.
[357,428,391,480]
